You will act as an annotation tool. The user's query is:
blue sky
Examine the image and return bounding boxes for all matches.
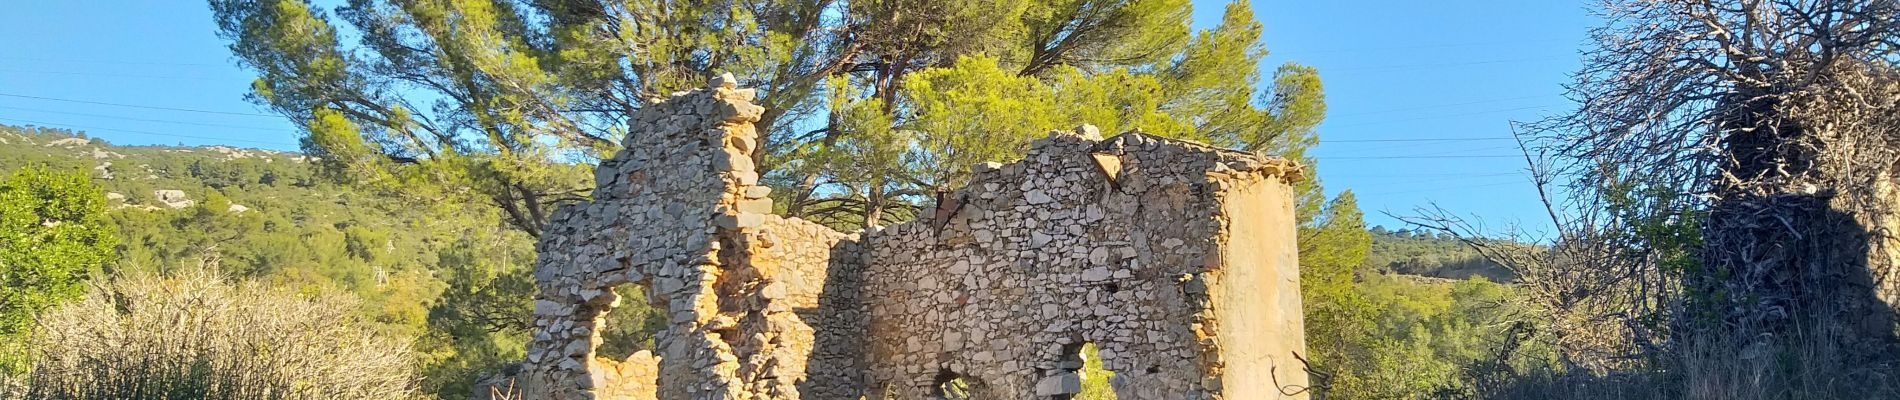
[0,1,1594,234]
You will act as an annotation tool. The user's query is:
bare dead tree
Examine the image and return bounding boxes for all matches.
[1407,1,1900,396]
[1405,195,1675,374]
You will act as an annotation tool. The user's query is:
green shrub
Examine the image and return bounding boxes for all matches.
[0,164,117,337]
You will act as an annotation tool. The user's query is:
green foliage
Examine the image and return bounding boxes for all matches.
[902,55,1060,192]
[189,2,1551,399]
[0,165,116,337]
[206,1,1355,391]
[416,230,536,399]
[0,125,548,397]
[806,0,1331,228]
[1316,274,1545,399]
[207,0,1324,231]
[212,0,604,237]
[1295,194,1547,399]
[1014,0,1191,75]
[1077,342,1117,399]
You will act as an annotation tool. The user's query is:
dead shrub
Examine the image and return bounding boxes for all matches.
[22,269,416,400]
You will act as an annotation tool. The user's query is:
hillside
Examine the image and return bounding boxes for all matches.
[0,125,518,285]
[0,124,544,396]
[1364,226,1516,283]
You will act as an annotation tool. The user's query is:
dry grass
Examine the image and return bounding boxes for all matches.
[1462,311,1900,400]
[20,269,417,400]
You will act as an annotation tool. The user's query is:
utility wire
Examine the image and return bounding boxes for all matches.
[1325,154,1519,160]
[1325,137,1514,143]
[0,105,296,132]
[1332,172,1521,179]
[1329,95,1557,118]
[0,117,298,147]
[1323,56,1572,73]
[0,68,225,81]
[1320,141,1513,155]
[1272,38,1576,56]
[0,92,282,118]
[1358,180,1527,196]
[1328,105,1556,128]
[0,56,220,67]
[1324,145,1518,158]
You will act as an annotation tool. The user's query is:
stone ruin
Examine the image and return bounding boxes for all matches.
[505,75,1310,400]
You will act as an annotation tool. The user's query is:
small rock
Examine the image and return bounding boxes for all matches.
[1072,124,1103,140]
[1024,189,1053,204]
[1036,372,1082,396]
[736,198,773,214]
[716,213,766,229]
[710,72,738,89]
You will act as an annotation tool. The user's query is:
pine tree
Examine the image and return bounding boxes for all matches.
[209,0,1376,393]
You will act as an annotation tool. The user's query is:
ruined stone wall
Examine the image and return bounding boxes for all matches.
[861,128,1306,400]
[517,76,866,400]
[509,76,1307,400]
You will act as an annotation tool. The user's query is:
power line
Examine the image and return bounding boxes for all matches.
[0,56,220,67]
[0,68,226,81]
[1325,137,1514,143]
[1329,95,1558,118]
[0,92,282,118]
[1324,145,1518,159]
[1272,38,1576,56]
[1358,180,1527,196]
[1323,56,1572,73]
[1328,105,1556,128]
[0,105,296,132]
[1331,172,1521,179]
[1325,154,1518,160]
[0,118,300,147]
[1319,140,1514,156]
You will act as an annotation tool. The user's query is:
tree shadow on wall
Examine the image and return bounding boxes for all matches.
[1681,191,1900,398]
[795,239,871,399]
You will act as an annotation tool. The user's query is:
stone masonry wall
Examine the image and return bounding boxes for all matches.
[507,76,1307,400]
[515,75,866,400]
[861,128,1306,399]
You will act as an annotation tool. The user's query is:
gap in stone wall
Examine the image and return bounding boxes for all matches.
[934,369,978,399]
[1044,342,1120,400]
[595,284,663,360]
[1077,342,1119,400]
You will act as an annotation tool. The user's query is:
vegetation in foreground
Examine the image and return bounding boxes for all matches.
[0,125,1532,400]
[4,0,1897,399]
[24,269,416,400]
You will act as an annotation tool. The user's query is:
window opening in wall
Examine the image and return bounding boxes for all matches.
[1052,342,1118,400]
[1077,342,1117,399]
[595,284,666,360]
[934,369,975,399]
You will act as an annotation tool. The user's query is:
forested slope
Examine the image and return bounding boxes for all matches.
[1364,227,1515,283]
[0,124,566,397]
